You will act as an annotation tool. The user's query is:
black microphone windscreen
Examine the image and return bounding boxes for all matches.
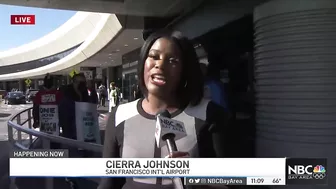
[156,109,171,118]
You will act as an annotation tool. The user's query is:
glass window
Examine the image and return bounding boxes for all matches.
[122,72,138,102]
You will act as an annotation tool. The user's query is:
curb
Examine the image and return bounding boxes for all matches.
[0,113,11,116]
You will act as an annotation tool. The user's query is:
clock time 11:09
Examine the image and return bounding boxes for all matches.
[251,178,264,184]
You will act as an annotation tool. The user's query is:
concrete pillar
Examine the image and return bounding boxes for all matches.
[18,80,23,91]
[254,0,335,188]
[34,80,38,89]
[106,67,111,98]
[66,75,70,85]
[2,82,6,90]
[106,67,115,86]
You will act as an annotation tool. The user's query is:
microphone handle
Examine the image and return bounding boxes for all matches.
[162,133,178,153]
[165,138,178,153]
[162,135,188,189]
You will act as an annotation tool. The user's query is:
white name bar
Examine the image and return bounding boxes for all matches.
[10,158,285,178]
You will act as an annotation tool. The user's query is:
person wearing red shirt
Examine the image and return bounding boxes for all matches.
[32,74,63,135]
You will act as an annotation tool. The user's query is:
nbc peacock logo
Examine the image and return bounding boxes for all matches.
[313,165,326,179]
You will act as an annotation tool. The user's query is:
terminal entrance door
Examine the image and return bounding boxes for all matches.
[122,71,138,102]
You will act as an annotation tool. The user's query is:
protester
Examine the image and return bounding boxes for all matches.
[59,73,100,189]
[59,73,90,140]
[32,73,62,134]
[98,30,229,189]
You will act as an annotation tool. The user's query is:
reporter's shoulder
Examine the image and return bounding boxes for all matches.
[184,98,227,121]
[113,99,140,126]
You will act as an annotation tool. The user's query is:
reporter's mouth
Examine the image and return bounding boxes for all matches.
[150,74,166,86]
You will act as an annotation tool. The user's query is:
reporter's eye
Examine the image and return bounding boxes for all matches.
[148,54,160,60]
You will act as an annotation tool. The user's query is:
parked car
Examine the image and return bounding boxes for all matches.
[26,89,39,102]
[5,92,26,105]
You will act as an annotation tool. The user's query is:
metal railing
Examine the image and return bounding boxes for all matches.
[7,107,103,189]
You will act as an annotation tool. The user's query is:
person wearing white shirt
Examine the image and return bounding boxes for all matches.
[109,82,117,112]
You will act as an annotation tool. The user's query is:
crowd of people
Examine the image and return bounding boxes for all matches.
[32,73,126,188]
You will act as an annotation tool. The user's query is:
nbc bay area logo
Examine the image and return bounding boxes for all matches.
[288,164,326,180]
[286,158,327,185]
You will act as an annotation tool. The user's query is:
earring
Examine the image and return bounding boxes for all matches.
[184,81,188,88]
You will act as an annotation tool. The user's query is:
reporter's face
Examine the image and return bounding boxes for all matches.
[143,38,182,97]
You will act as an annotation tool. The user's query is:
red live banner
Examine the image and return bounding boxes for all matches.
[10,15,35,25]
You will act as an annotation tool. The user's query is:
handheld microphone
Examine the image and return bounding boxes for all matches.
[155,110,188,189]
[155,110,187,151]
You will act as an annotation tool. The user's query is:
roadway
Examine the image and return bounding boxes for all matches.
[0,101,109,189]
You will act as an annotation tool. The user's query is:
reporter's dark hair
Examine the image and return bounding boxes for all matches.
[138,30,204,106]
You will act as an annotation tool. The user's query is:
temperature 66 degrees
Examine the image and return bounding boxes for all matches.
[272,178,281,183]
[251,178,264,184]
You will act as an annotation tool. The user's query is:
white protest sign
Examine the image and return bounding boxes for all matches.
[39,104,59,135]
[75,102,101,144]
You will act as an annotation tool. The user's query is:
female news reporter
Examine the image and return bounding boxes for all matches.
[98,31,229,189]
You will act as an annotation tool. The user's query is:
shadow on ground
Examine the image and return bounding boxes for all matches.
[0,113,11,118]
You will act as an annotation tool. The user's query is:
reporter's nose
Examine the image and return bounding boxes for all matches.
[154,57,169,69]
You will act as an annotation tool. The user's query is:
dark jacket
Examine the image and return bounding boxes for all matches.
[88,88,99,104]
[59,85,90,140]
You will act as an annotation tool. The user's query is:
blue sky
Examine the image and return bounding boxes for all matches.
[0,4,76,51]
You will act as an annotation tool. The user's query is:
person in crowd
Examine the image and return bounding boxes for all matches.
[98,84,107,107]
[25,86,32,96]
[98,30,230,189]
[32,74,62,130]
[59,73,90,140]
[87,80,98,104]
[108,82,118,112]
[117,86,122,105]
[58,73,92,189]
[133,84,143,100]
[200,62,229,111]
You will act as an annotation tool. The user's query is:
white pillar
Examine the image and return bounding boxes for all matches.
[34,80,38,89]
[106,68,111,98]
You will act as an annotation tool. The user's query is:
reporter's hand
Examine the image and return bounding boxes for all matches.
[165,151,189,158]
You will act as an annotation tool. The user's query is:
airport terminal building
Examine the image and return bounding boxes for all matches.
[0,0,335,188]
